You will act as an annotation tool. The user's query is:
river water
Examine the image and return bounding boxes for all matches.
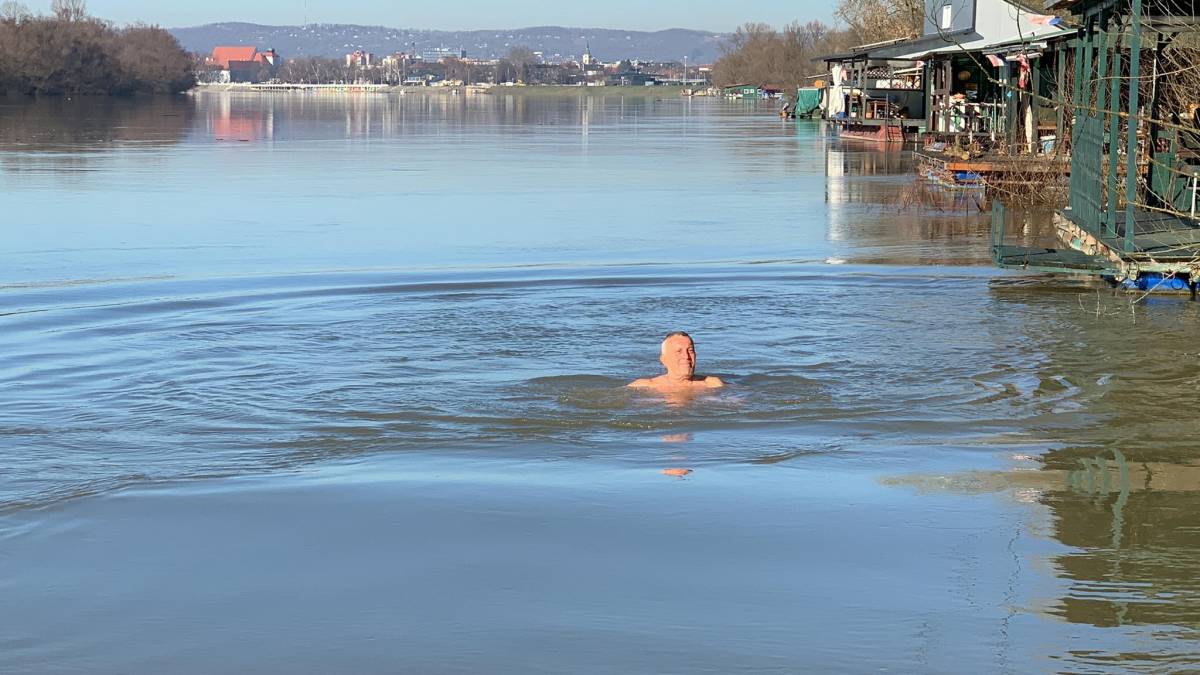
[1,93,1197,673]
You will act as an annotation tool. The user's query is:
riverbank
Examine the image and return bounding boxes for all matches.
[192,82,697,97]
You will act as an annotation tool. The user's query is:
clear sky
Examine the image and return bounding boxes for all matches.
[76,0,836,31]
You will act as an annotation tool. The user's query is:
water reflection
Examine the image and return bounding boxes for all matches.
[200,94,274,142]
[823,136,1062,265]
[186,90,695,144]
[967,282,1200,668]
[0,96,191,171]
[1043,451,1200,671]
[1051,452,1200,629]
[823,134,1200,667]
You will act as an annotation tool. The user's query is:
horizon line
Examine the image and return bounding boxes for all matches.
[168,21,734,34]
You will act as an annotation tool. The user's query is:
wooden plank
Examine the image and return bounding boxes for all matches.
[940,161,1070,172]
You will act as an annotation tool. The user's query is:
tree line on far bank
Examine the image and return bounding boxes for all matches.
[0,0,195,95]
[711,0,924,90]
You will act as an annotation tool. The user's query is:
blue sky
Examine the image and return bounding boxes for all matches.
[78,0,836,31]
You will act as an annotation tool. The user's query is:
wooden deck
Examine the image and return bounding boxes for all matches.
[828,117,925,143]
[916,149,1070,175]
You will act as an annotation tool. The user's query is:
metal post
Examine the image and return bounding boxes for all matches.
[1075,30,1094,213]
[1124,0,1144,252]
[1002,61,1014,144]
[925,60,934,133]
[1192,172,1198,217]
[1030,57,1041,153]
[1105,22,1124,237]
[1055,39,1067,146]
[1145,31,1167,209]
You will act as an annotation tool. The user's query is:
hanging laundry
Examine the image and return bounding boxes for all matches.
[1028,14,1064,27]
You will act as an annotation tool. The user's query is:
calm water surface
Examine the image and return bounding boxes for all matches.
[1,93,1197,673]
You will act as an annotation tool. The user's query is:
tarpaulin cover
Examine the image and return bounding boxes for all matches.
[796,87,822,115]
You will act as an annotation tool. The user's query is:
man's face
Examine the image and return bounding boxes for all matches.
[660,335,696,378]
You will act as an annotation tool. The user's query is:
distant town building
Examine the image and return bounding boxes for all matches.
[722,84,761,99]
[209,46,277,69]
[609,70,657,86]
[206,46,278,83]
[346,50,375,68]
[380,52,410,68]
[419,47,466,63]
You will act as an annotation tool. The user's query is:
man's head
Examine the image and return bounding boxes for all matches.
[659,331,696,379]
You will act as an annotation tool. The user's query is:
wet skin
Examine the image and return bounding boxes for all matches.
[628,333,725,393]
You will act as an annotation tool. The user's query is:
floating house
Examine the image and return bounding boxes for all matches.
[992,0,1200,291]
[723,84,761,99]
[820,39,927,142]
[898,0,1067,144]
[819,0,1066,143]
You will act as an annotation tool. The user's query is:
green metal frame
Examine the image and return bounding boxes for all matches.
[1064,0,1149,252]
[990,0,1200,274]
[990,201,1120,275]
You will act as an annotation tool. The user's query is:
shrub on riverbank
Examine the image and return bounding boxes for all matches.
[0,13,195,95]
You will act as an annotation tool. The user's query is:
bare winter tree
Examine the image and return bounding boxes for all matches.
[0,8,194,94]
[0,0,30,22]
[277,56,345,84]
[505,45,536,82]
[712,21,854,89]
[50,0,86,22]
[835,0,923,43]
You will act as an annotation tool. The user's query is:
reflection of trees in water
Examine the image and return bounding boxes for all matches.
[0,96,190,169]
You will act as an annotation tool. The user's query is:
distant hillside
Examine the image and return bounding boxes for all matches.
[169,23,728,63]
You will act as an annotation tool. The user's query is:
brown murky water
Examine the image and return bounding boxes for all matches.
[0,93,1196,672]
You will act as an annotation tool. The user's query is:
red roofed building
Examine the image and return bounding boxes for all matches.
[210,46,258,69]
[206,46,279,83]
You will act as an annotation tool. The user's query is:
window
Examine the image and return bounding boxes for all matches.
[940,4,953,29]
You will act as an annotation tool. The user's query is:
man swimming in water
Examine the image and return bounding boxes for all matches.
[628,331,725,391]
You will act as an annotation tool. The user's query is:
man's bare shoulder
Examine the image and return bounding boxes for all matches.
[627,377,658,388]
[703,375,726,388]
